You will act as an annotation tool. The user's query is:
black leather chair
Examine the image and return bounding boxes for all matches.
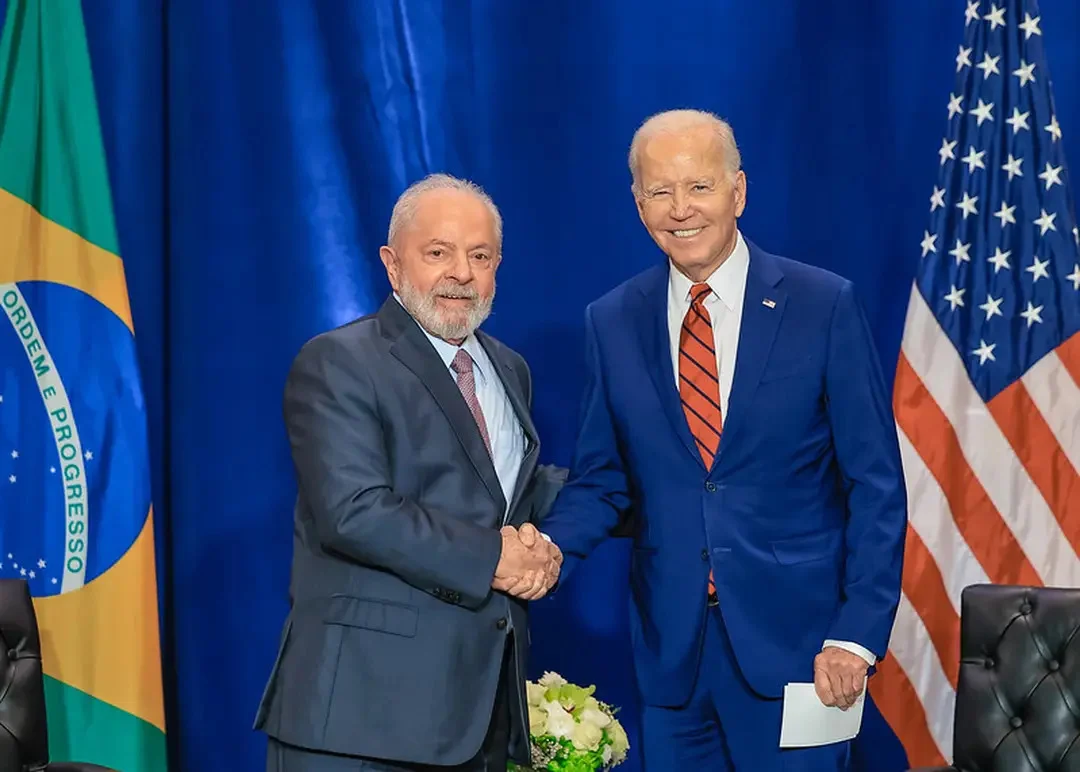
[0,579,114,771]
[912,584,1080,772]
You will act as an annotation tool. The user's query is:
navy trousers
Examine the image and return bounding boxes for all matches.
[641,605,852,771]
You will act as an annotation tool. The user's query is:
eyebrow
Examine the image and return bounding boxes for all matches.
[426,239,457,249]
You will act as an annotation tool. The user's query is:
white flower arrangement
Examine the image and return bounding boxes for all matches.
[509,671,630,772]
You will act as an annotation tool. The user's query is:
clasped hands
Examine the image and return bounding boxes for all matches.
[492,523,562,601]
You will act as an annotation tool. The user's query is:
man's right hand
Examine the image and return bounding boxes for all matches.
[492,525,561,600]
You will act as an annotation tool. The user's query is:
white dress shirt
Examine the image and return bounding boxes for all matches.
[665,232,876,668]
[396,295,525,514]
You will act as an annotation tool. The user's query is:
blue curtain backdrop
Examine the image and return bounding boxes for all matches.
[4,1,1078,770]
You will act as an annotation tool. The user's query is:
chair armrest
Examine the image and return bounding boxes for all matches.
[47,763,118,772]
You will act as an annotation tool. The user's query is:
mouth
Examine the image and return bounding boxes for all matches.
[669,227,704,239]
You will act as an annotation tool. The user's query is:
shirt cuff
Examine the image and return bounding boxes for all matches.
[822,639,876,666]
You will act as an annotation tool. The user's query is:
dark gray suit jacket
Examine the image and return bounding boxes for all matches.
[253,297,565,766]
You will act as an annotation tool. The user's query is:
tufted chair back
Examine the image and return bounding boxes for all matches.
[912,583,1080,771]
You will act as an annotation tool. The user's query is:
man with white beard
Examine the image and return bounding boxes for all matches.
[255,174,565,771]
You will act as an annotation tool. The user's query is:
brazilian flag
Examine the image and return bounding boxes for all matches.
[0,1,167,769]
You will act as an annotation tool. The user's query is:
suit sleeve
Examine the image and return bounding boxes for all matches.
[539,304,633,575]
[823,281,908,658]
[283,335,503,610]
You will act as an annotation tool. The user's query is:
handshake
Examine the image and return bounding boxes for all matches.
[491,523,563,601]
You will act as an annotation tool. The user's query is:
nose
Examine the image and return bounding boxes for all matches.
[670,189,693,220]
[444,251,474,283]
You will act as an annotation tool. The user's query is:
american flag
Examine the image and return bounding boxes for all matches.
[869,0,1080,766]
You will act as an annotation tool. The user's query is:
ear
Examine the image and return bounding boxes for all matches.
[379,245,401,292]
[634,188,648,227]
[733,170,748,218]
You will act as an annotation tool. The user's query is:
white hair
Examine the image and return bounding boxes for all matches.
[628,109,741,194]
[387,173,503,253]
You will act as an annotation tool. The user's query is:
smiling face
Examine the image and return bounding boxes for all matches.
[379,187,499,343]
[634,124,747,282]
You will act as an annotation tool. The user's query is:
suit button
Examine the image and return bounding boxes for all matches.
[701,549,709,561]
[433,588,444,598]
[496,618,508,630]
[705,482,717,492]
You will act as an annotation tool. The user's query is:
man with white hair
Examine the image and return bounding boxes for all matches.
[540,110,907,769]
[255,173,565,770]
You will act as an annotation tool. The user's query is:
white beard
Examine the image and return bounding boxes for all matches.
[398,276,494,341]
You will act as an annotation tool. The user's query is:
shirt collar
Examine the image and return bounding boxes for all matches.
[667,229,750,312]
[392,293,488,381]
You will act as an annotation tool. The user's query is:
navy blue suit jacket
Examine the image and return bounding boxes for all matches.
[541,241,907,705]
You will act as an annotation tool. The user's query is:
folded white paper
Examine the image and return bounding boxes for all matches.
[778,680,867,748]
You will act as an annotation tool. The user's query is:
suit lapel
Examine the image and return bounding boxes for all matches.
[478,332,539,523]
[382,300,507,512]
[634,266,707,471]
[718,244,787,459]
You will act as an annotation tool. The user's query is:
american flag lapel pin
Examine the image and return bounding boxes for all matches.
[762,298,776,309]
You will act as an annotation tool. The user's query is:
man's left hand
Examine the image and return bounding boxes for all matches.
[813,646,869,710]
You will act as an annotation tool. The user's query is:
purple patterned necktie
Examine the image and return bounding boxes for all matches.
[451,349,492,455]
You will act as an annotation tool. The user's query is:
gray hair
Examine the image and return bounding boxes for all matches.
[628,109,741,195]
[387,173,503,253]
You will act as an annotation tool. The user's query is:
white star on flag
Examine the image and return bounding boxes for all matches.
[949,239,972,264]
[961,146,986,171]
[930,187,946,211]
[1034,209,1057,235]
[993,202,1017,226]
[975,53,1000,80]
[947,93,964,119]
[969,99,994,125]
[956,45,973,71]
[1006,108,1030,134]
[1067,264,1080,290]
[10,450,16,459]
[1020,301,1044,327]
[28,570,35,579]
[988,247,1011,273]
[1002,154,1024,180]
[939,138,958,165]
[965,0,980,25]
[37,559,45,569]
[1045,115,1062,141]
[956,192,979,219]
[85,450,93,460]
[972,339,996,364]
[921,231,938,256]
[1019,12,1041,38]
[1038,163,1063,190]
[983,3,1005,30]
[978,294,1005,320]
[1026,256,1051,282]
[944,285,966,310]
[1012,60,1036,87]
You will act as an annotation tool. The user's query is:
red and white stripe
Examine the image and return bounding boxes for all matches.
[871,284,1080,767]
